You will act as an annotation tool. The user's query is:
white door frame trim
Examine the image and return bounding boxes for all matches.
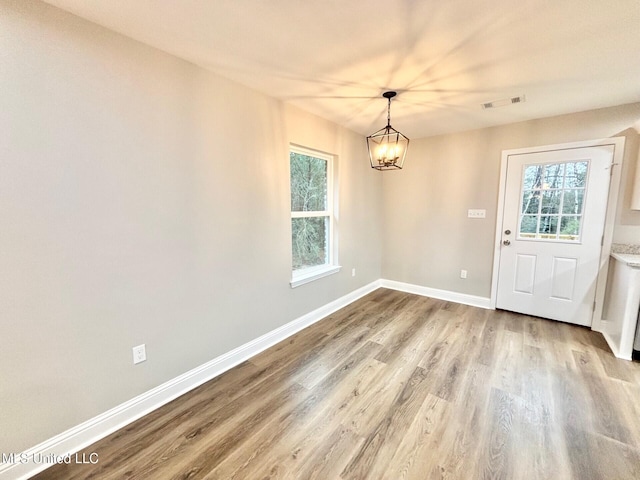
[489,137,626,331]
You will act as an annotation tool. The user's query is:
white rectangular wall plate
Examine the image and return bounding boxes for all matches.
[133,344,146,364]
[468,209,486,218]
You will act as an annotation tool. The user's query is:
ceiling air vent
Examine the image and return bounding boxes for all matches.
[481,95,526,109]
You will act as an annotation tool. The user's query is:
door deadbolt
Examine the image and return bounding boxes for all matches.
[504,229,511,235]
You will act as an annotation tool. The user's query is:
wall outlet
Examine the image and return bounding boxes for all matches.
[460,269,468,279]
[352,268,356,277]
[468,209,486,218]
[133,344,146,364]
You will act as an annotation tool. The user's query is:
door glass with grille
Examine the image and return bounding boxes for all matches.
[518,161,588,242]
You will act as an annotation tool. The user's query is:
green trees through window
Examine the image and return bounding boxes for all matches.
[519,161,587,241]
[290,148,333,272]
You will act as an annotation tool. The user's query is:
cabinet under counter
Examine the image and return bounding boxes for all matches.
[600,252,640,360]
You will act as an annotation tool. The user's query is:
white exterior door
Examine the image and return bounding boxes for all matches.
[496,146,614,326]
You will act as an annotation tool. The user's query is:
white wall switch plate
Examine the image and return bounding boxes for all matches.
[468,209,486,218]
[352,268,356,277]
[133,344,146,364]
[460,269,468,279]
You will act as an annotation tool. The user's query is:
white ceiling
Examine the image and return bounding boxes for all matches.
[42,0,640,139]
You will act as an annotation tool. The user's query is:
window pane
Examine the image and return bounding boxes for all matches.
[290,152,327,212]
[564,162,588,188]
[562,189,584,214]
[518,160,589,243]
[560,215,581,237]
[543,163,564,189]
[521,191,540,214]
[523,165,543,190]
[539,215,558,236]
[292,217,328,270]
[520,215,538,236]
[541,190,561,214]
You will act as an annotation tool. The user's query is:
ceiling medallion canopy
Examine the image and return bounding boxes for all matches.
[366,91,409,171]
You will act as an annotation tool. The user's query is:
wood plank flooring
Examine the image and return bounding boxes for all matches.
[33,289,640,479]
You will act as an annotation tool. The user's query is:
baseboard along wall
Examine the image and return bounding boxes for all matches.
[379,279,492,309]
[2,279,491,480]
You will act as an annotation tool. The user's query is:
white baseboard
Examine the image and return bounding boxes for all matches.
[1,280,381,480]
[601,329,632,361]
[4,278,485,479]
[380,279,492,309]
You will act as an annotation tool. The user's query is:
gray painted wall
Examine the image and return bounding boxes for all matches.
[0,0,382,453]
[381,103,640,298]
[3,0,640,457]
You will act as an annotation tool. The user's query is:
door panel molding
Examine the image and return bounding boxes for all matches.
[490,137,625,331]
[550,256,577,301]
[514,254,537,294]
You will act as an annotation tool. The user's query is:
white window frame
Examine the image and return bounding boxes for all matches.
[289,145,341,288]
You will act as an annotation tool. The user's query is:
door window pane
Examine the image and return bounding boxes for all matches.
[521,191,540,214]
[562,189,584,214]
[541,190,561,214]
[564,162,588,188]
[543,163,564,189]
[520,215,538,237]
[559,216,581,238]
[518,160,589,242]
[523,165,543,190]
[539,216,558,236]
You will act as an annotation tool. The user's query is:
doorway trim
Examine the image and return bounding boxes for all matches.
[489,137,626,332]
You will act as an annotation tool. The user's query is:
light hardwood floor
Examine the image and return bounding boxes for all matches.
[33,289,640,479]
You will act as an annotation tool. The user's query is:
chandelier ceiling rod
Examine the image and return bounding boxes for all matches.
[384,91,396,127]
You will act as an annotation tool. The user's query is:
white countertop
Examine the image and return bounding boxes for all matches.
[611,252,640,268]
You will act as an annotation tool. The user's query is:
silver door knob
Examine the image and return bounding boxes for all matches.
[503,240,511,246]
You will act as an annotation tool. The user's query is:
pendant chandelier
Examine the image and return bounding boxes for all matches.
[366,91,409,171]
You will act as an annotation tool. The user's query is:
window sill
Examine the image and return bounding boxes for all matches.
[290,265,342,288]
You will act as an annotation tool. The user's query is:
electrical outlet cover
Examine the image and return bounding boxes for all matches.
[133,344,146,364]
